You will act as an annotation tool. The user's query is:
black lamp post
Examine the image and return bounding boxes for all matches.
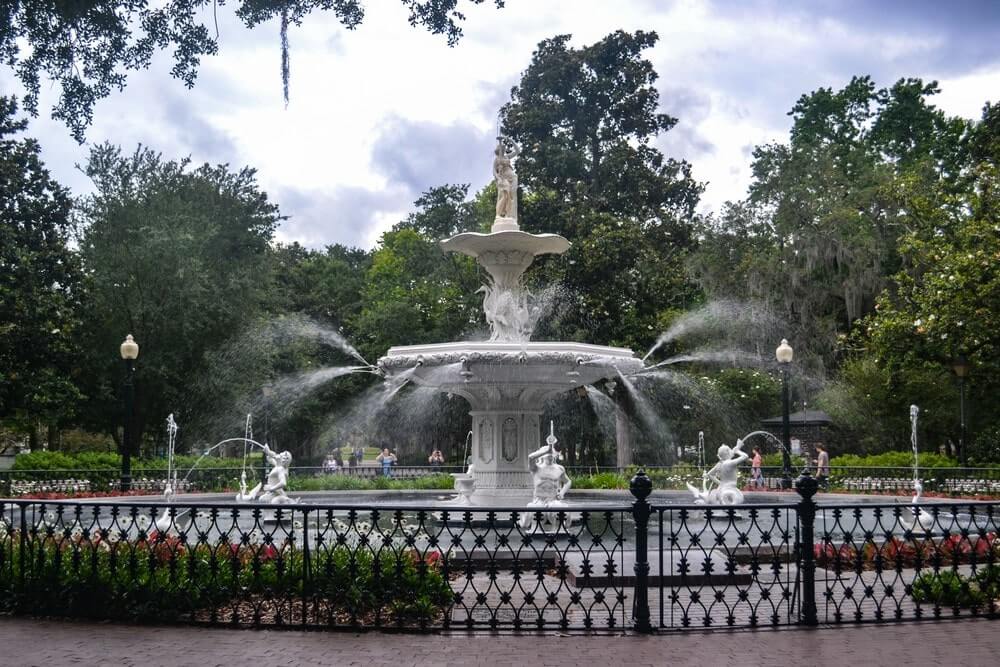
[775,338,794,489]
[951,355,970,466]
[119,334,139,492]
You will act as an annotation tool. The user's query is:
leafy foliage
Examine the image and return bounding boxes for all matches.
[503,30,703,350]
[1,1,505,141]
[75,144,281,448]
[0,98,84,439]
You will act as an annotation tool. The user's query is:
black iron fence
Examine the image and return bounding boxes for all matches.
[0,472,997,632]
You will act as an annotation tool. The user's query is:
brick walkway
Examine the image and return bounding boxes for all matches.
[1,617,997,666]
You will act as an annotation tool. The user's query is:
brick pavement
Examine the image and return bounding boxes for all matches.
[0,617,997,667]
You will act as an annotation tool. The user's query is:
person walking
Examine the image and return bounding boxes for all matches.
[750,446,765,489]
[376,447,397,478]
[815,444,830,490]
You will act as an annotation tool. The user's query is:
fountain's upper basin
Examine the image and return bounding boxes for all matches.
[379,341,644,394]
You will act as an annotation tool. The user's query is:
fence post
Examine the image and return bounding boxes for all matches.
[795,470,819,627]
[301,507,312,627]
[629,469,653,633]
[18,501,27,595]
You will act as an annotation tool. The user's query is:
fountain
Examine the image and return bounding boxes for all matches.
[378,137,643,505]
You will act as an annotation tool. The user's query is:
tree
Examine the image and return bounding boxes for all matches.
[269,242,371,326]
[0,97,85,447]
[859,160,1000,456]
[501,31,704,350]
[393,184,488,238]
[75,143,282,449]
[352,226,481,361]
[503,30,701,234]
[1,0,505,141]
[694,76,974,363]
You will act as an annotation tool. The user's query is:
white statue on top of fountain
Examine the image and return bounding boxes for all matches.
[686,439,749,505]
[235,444,297,504]
[520,422,573,531]
[493,137,519,226]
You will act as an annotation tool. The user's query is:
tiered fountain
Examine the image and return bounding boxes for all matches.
[379,138,643,506]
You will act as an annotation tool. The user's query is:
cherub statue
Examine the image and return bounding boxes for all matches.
[686,439,749,505]
[236,444,297,504]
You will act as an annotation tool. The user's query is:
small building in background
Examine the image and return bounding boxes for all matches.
[760,410,833,458]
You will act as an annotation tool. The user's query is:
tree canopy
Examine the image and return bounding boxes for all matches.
[1,28,997,466]
[0,97,84,445]
[1,0,505,141]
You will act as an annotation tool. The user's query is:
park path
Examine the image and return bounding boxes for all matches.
[0,616,997,666]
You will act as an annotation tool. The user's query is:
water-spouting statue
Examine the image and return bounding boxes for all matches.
[235,444,297,504]
[452,459,477,504]
[903,405,935,531]
[686,439,749,505]
[519,422,572,531]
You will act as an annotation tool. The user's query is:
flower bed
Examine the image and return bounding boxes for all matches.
[0,523,452,627]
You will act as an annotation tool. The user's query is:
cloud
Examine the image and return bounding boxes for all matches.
[5,0,999,248]
[275,184,412,249]
[371,116,495,193]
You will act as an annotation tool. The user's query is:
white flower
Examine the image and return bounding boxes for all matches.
[914,319,922,326]
[135,515,150,530]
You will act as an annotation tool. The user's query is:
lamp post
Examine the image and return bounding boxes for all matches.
[775,339,794,489]
[119,334,139,492]
[951,355,970,466]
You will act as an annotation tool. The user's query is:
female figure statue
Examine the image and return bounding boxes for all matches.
[493,139,519,221]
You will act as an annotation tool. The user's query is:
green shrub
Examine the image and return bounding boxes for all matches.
[761,453,807,468]
[911,570,986,607]
[288,474,455,492]
[831,451,958,469]
[570,472,627,490]
[0,530,452,625]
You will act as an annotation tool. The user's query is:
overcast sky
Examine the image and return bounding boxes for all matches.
[9,0,1000,249]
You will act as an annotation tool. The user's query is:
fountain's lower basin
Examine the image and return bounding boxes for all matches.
[380,341,644,504]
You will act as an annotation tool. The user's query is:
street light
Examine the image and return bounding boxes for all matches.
[775,339,794,489]
[951,355,970,467]
[119,334,139,492]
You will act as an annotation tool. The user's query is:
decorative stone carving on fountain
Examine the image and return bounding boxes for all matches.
[502,417,518,462]
[235,444,298,504]
[686,439,749,505]
[439,136,569,344]
[520,422,573,532]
